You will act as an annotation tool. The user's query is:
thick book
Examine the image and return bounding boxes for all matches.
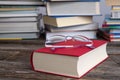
[0,0,44,5]
[0,11,38,17]
[0,17,37,22]
[0,7,37,11]
[46,2,100,16]
[106,0,120,6]
[45,23,98,32]
[0,22,39,33]
[46,30,97,39]
[105,18,120,25]
[43,16,93,27]
[43,0,100,1]
[111,11,120,19]
[0,32,39,40]
[31,40,108,78]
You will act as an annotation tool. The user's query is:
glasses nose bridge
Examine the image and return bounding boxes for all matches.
[65,36,74,40]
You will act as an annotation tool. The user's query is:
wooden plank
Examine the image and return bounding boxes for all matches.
[0,40,120,80]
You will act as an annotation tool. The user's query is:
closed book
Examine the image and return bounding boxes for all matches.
[0,17,37,22]
[31,40,108,78]
[43,16,93,27]
[105,18,120,25]
[0,22,39,33]
[111,11,120,19]
[110,29,120,34]
[0,11,38,17]
[45,23,98,32]
[46,2,100,16]
[44,0,100,1]
[0,32,39,40]
[106,0,120,6]
[0,0,44,5]
[46,30,97,39]
[0,7,37,11]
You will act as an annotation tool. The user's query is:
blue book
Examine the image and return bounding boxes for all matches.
[43,0,100,2]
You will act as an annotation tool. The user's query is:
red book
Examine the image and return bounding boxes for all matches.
[31,40,108,79]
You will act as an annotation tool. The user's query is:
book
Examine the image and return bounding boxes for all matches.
[0,12,38,17]
[0,32,39,40]
[0,0,44,5]
[105,18,120,25]
[46,30,97,39]
[31,40,108,78]
[45,23,98,32]
[97,28,120,41]
[43,0,100,1]
[0,17,37,22]
[43,16,93,27]
[0,7,37,11]
[46,2,100,16]
[112,6,120,11]
[0,22,39,33]
[106,0,120,6]
[111,11,120,19]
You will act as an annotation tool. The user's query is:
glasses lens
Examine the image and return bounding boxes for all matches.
[47,35,65,43]
[74,35,90,42]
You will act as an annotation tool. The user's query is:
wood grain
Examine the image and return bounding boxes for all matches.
[0,39,120,80]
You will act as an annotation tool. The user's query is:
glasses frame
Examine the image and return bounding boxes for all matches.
[45,35,95,50]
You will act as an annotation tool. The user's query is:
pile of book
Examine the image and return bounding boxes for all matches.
[0,0,44,40]
[43,0,101,40]
[30,0,109,79]
[97,0,120,41]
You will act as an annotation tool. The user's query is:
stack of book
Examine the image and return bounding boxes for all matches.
[43,0,101,40]
[0,0,44,40]
[30,0,109,79]
[97,0,120,41]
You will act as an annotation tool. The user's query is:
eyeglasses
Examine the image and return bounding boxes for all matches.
[45,35,95,50]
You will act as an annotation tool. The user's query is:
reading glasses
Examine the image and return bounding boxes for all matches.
[45,35,95,50]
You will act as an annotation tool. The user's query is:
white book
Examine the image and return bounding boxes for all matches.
[0,32,39,40]
[0,1,44,5]
[43,16,93,27]
[0,13,38,17]
[45,23,98,32]
[46,2,100,16]
[111,11,120,19]
[0,22,39,33]
[0,17,37,22]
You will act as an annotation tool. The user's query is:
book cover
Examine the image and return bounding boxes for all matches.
[46,2,100,16]
[31,40,108,78]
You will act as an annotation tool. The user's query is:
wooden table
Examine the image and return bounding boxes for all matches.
[0,39,120,80]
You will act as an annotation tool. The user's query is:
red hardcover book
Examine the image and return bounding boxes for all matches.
[31,40,108,79]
